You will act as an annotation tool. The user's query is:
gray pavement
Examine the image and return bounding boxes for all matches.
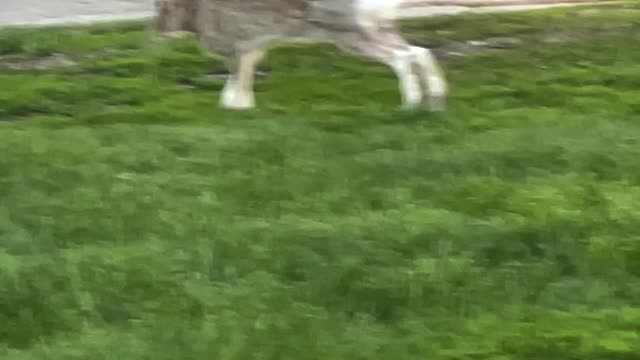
[0,0,607,28]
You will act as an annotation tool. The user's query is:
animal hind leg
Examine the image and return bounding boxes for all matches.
[220,75,237,108]
[220,48,266,110]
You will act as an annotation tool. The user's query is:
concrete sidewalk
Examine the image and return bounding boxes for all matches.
[0,0,154,27]
[0,0,611,28]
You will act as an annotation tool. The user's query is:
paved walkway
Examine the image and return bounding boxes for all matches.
[0,0,154,27]
[0,0,610,28]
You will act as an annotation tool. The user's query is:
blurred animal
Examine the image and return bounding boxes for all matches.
[153,0,447,111]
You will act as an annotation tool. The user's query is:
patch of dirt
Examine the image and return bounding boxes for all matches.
[434,36,524,58]
[0,28,601,73]
[542,32,577,43]
[0,53,77,70]
[203,71,270,80]
[0,35,534,72]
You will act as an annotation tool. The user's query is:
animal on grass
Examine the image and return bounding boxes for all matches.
[152,0,448,111]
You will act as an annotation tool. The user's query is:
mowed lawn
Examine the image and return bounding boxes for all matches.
[1,2,640,359]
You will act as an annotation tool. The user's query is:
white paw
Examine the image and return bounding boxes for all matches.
[405,89,422,107]
[232,92,255,109]
[429,95,446,112]
[220,80,236,106]
[427,78,447,112]
[220,89,255,110]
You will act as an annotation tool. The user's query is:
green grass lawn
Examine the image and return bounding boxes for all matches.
[1,2,640,359]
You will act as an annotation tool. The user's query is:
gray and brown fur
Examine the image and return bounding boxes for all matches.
[153,0,447,110]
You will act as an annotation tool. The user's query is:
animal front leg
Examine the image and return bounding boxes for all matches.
[390,49,423,108]
[410,46,447,111]
[375,24,448,111]
[220,75,238,108]
[219,49,265,110]
[337,34,422,108]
